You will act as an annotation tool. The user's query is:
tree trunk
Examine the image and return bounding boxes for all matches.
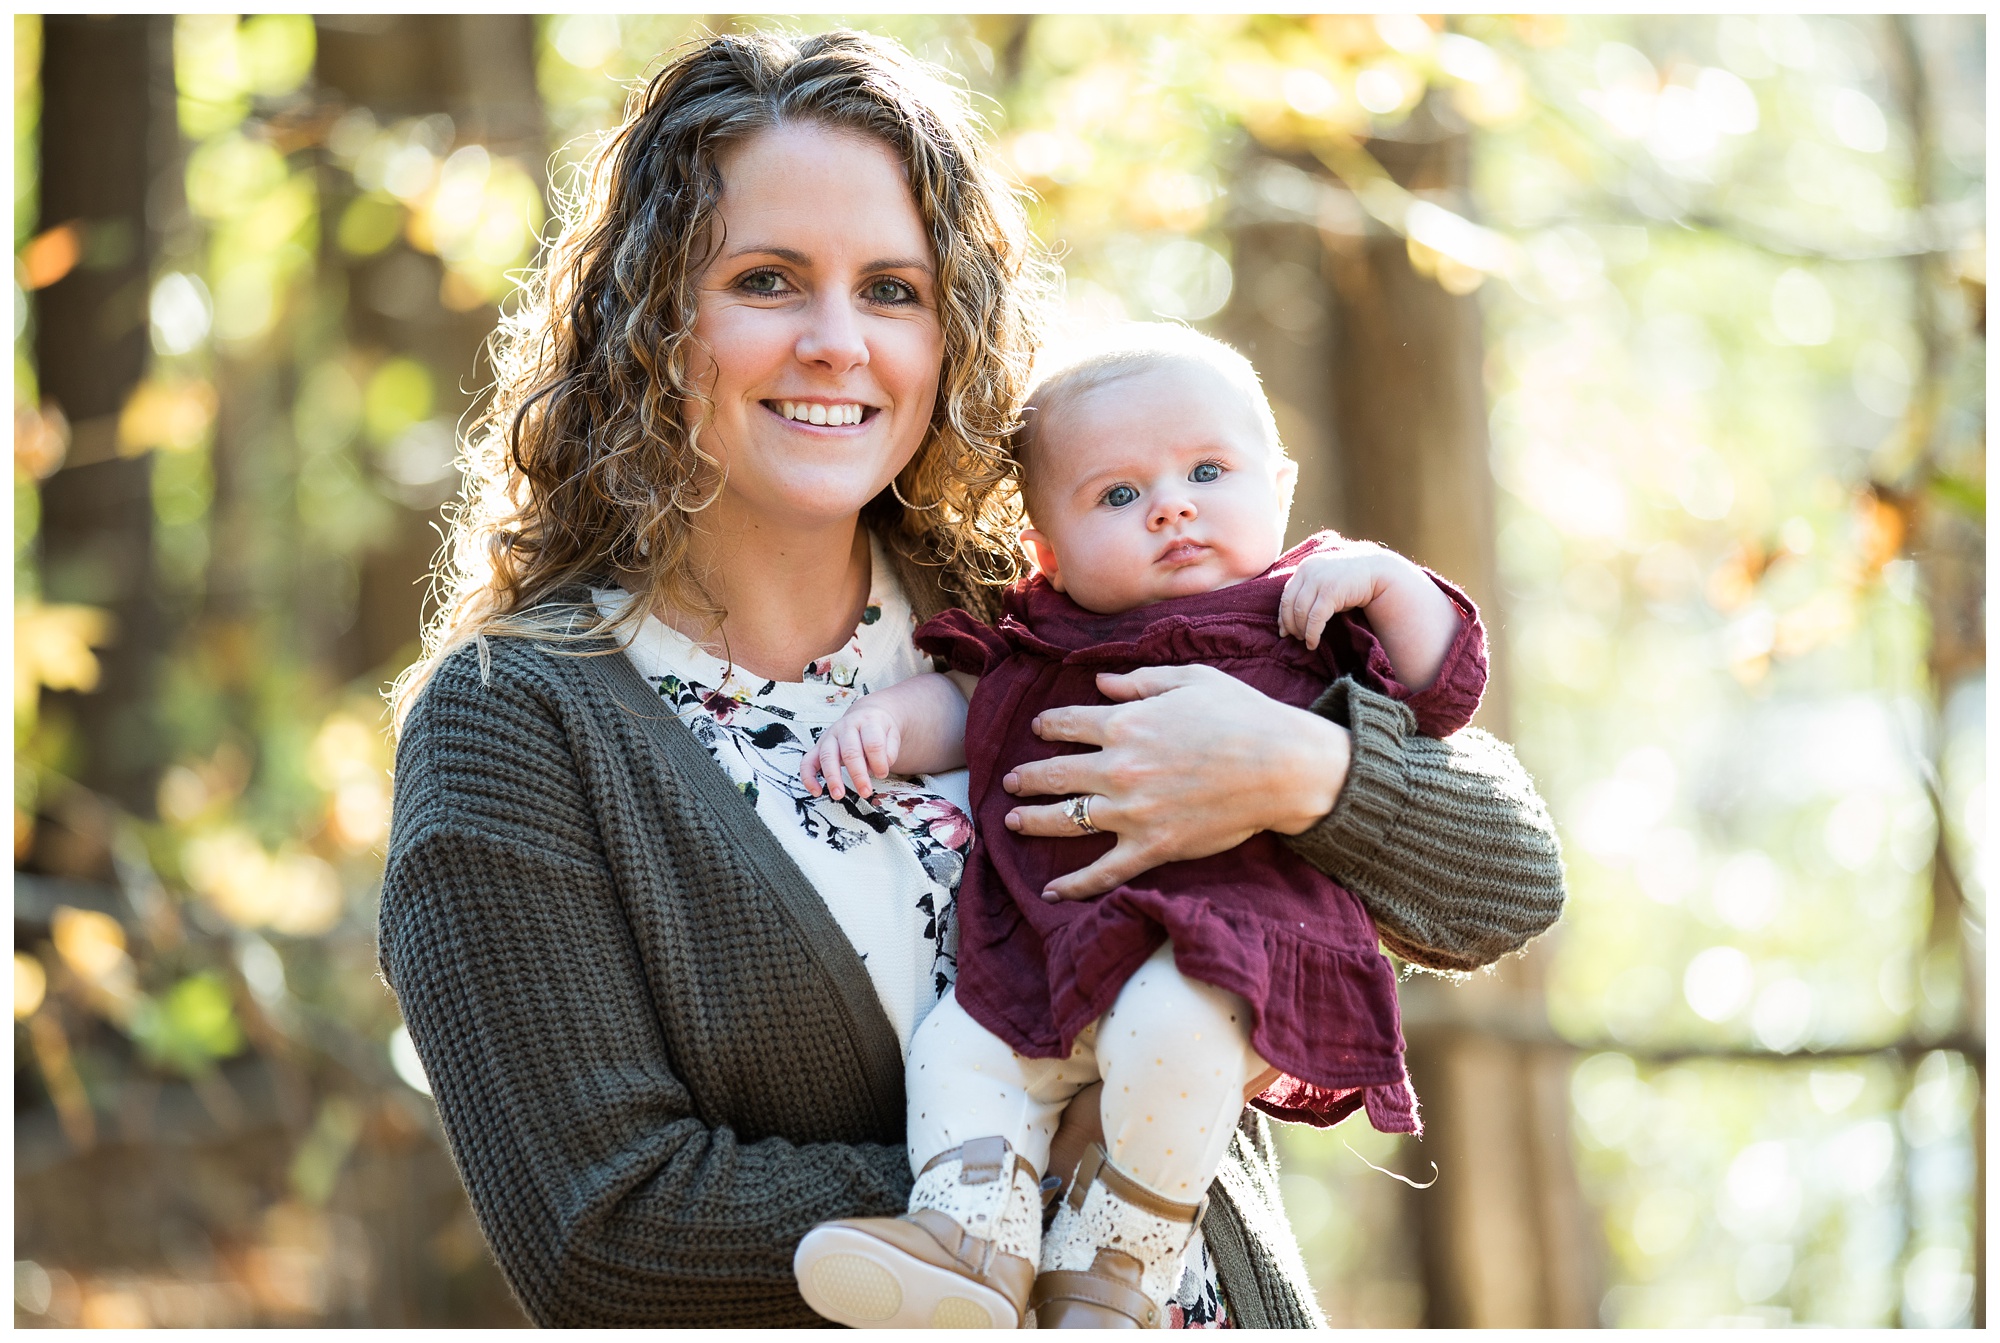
[1883,16,1986,1326]
[33,15,174,817]
[1223,101,1599,1326]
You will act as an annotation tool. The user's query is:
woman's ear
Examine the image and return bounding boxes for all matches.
[1020,527,1065,591]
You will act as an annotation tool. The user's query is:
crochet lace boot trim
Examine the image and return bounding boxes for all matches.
[1031,1145,1207,1329]
[909,1138,1045,1264]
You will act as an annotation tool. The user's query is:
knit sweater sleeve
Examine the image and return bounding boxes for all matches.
[378,651,910,1326]
[1280,677,1567,974]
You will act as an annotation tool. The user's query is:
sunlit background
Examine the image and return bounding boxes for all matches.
[14,14,1985,1329]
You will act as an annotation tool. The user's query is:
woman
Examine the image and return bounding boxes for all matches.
[379,29,1563,1328]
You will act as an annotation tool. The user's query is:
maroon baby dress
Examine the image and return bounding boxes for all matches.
[914,531,1487,1133]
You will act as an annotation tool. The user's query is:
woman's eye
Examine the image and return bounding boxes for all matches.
[866,277,917,304]
[739,271,786,295]
[1190,462,1223,483]
[1102,484,1139,508]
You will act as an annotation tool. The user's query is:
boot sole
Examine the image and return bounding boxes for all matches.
[794,1223,1020,1329]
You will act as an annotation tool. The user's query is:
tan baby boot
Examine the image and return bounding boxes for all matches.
[794,1136,1041,1329]
[1030,1145,1207,1329]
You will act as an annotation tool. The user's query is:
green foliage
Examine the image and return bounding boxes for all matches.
[130,971,245,1076]
[14,15,40,249]
[184,133,287,219]
[289,1096,364,1207]
[335,192,402,257]
[176,13,314,139]
[175,16,249,140]
[235,14,315,99]
[362,357,434,445]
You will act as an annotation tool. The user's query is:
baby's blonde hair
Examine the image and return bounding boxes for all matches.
[1012,323,1286,492]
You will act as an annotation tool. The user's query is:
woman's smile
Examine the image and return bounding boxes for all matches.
[764,399,879,428]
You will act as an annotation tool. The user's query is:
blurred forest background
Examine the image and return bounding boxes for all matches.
[12,13,1985,1329]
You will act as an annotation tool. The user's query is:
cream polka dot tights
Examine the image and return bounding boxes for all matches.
[906,942,1267,1206]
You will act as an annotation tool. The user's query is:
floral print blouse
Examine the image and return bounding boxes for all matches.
[596,537,972,1055]
[597,538,1229,1327]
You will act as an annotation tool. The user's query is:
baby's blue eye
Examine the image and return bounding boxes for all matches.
[1102,484,1139,508]
[1190,462,1223,483]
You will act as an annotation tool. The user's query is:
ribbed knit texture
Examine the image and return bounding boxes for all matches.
[381,636,916,1326]
[1285,678,1567,974]
[376,533,1563,1327]
[1203,1111,1327,1328]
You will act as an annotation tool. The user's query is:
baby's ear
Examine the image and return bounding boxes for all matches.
[1019,527,1065,591]
[1274,453,1300,527]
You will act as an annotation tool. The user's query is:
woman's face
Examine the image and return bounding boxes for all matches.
[687,121,943,536]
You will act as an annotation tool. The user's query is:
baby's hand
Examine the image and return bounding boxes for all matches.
[1279,547,1389,650]
[802,701,904,801]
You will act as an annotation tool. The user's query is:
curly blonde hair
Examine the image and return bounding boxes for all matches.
[391,28,1046,729]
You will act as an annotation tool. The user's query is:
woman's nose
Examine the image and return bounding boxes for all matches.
[795,293,870,373]
[1149,493,1198,529]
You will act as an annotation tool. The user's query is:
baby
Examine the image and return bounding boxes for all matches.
[793,325,1486,1329]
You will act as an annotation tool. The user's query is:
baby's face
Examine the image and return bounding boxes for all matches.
[1021,360,1296,615]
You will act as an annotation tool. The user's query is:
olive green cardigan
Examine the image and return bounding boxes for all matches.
[378,543,1565,1327]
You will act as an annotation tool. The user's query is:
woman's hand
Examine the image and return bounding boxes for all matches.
[1002,665,1352,901]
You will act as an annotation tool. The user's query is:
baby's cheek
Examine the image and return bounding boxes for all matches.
[1060,535,1143,610]
[1074,569,1149,616]
[1224,539,1285,585]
